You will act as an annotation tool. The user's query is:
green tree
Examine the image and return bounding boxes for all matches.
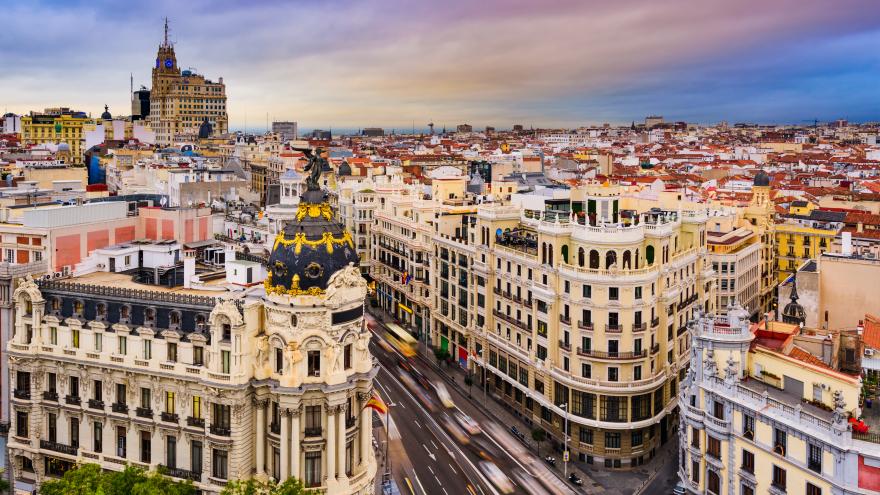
[463,374,474,397]
[0,468,12,494]
[40,464,195,495]
[221,478,307,495]
[531,427,546,456]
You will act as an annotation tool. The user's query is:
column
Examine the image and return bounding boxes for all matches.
[337,406,347,480]
[326,408,336,481]
[359,393,371,468]
[290,407,301,480]
[255,399,266,476]
[280,409,290,480]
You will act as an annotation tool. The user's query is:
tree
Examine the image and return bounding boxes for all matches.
[463,374,474,397]
[221,478,307,495]
[531,428,546,456]
[0,469,11,495]
[40,464,195,495]
[433,348,450,366]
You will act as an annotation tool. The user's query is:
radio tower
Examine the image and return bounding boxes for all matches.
[428,121,435,135]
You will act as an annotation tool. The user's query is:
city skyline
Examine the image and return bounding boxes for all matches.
[3,0,880,129]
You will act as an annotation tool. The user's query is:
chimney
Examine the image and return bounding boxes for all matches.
[842,231,852,256]
[183,249,196,289]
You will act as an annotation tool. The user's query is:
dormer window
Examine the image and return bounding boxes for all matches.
[169,311,181,329]
[145,308,156,325]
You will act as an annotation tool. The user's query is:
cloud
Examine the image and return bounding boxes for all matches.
[1,0,879,128]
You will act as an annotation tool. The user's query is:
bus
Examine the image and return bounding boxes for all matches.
[384,322,417,357]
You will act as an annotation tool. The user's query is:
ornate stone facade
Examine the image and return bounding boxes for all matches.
[7,262,376,493]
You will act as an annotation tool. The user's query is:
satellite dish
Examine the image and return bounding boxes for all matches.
[160,197,168,207]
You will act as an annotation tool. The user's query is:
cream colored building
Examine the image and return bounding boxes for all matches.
[706,219,761,318]
[7,191,377,493]
[149,22,228,146]
[461,182,715,468]
[678,306,880,495]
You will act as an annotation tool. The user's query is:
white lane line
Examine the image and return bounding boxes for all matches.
[413,472,428,495]
[414,419,422,429]
[449,463,457,474]
[430,440,439,450]
[434,475,441,486]
[442,489,449,495]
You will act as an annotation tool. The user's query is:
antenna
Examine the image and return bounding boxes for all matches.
[163,17,169,46]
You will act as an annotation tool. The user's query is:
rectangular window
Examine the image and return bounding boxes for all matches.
[95,333,102,352]
[16,410,28,437]
[115,383,126,405]
[167,343,177,362]
[191,440,203,474]
[579,428,593,444]
[308,351,321,376]
[742,485,754,495]
[193,346,204,366]
[140,430,150,463]
[772,465,786,491]
[192,396,202,419]
[212,403,231,429]
[604,432,621,448]
[166,436,177,469]
[581,363,591,379]
[774,428,787,456]
[344,344,352,369]
[212,449,228,479]
[583,284,591,298]
[165,392,175,414]
[140,387,150,409]
[806,483,821,495]
[631,430,643,446]
[692,460,699,483]
[707,435,721,459]
[742,413,754,439]
[609,287,619,300]
[93,421,102,453]
[70,417,79,448]
[72,329,80,348]
[741,449,754,474]
[93,380,102,401]
[305,451,322,487]
[305,405,321,431]
[635,286,642,299]
[69,376,80,398]
[116,426,127,458]
[221,350,230,374]
[118,335,127,355]
[48,413,57,442]
[808,443,822,473]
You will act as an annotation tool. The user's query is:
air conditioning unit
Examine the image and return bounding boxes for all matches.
[866,348,875,357]
[54,272,63,278]
[312,370,321,377]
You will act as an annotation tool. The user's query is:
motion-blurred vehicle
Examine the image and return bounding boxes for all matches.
[479,461,515,494]
[509,425,525,441]
[384,322,417,357]
[411,369,431,390]
[435,382,455,408]
[377,338,394,354]
[512,473,551,495]
[466,434,496,461]
[568,473,582,486]
[673,482,687,495]
[442,416,470,445]
[454,412,482,435]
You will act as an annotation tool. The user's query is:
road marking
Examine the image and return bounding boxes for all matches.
[413,472,428,495]
[443,489,449,495]
[466,485,477,495]
[428,466,434,475]
[404,477,415,495]
[430,440,439,450]
[422,443,436,461]
[434,475,441,486]
[449,463,457,474]
[414,419,422,429]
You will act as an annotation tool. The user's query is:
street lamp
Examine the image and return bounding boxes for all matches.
[481,347,487,400]
[560,402,570,478]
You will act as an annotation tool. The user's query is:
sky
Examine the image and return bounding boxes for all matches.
[2,0,880,130]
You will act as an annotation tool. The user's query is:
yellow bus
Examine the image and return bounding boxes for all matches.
[384,322,417,357]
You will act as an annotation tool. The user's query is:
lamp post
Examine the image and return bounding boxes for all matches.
[561,402,570,478]
[481,347,487,400]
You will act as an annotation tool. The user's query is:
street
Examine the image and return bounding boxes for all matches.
[369,324,578,495]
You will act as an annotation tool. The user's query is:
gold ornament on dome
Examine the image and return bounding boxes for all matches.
[296,202,333,222]
[272,229,354,254]
[264,271,326,297]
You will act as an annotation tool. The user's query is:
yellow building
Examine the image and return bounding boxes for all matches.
[678,308,877,495]
[742,171,778,314]
[148,20,228,146]
[20,109,92,165]
[775,203,843,282]
[461,183,715,468]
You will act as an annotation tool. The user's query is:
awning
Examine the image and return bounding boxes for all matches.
[184,239,219,249]
[398,303,413,314]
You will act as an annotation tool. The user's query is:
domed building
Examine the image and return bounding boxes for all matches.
[5,151,377,494]
[100,104,112,121]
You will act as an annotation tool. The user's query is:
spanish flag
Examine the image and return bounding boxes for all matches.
[364,392,388,415]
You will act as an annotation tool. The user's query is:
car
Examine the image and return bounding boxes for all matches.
[511,473,551,495]
[442,416,470,444]
[434,382,455,408]
[454,412,482,435]
[478,461,515,494]
[672,482,687,495]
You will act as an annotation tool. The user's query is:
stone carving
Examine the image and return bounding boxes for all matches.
[704,349,717,378]
[267,309,289,328]
[287,341,303,380]
[355,331,370,366]
[832,390,846,425]
[325,341,342,374]
[325,263,367,304]
[255,336,269,368]
[724,354,738,386]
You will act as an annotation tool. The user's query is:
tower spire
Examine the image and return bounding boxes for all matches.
[164,17,169,46]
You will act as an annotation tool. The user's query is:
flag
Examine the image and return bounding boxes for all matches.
[364,392,388,415]
[402,271,408,284]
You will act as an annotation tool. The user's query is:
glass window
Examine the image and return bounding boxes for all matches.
[212,449,228,479]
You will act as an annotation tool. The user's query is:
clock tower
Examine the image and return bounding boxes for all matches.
[151,17,180,95]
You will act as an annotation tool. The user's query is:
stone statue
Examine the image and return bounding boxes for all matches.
[255,336,269,368]
[724,354,738,386]
[325,341,343,373]
[704,349,718,378]
[297,147,327,191]
[355,331,370,364]
[287,341,303,379]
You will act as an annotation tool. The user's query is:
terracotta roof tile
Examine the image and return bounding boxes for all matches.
[787,346,829,369]
[864,314,880,350]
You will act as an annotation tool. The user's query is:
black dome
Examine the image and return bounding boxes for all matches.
[337,161,352,176]
[781,278,806,326]
[265,190,358,296]
[100,104,112,120]
[754,170,770,187]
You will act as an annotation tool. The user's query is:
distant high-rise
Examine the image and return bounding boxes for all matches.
[131,87,150,121]
[361,127,384,137]
[148,19,227,145]
[456,123,473,133]
[645,115,664,129]
[272,121,297,141]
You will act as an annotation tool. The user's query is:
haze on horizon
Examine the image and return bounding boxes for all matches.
[2,0,880,130]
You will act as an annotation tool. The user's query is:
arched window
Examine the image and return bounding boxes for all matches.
[548,249,554,267]
[646,245,655,265]
[145,307,156,325]
[589,250,600,269]
[96,303,107,321]
[73,300,84,316]
[51,297,62,313]
[635,249,640,269]
[578,247,585,267]
[120,304,130,322]
[541,242,547,265]
[169,311,181,329]
[623,250,632,269]
[605,251,617,269]
[561,245,569,264]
